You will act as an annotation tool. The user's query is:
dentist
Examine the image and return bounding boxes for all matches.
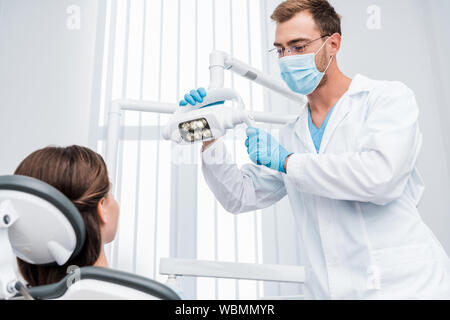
[180,0,450,299]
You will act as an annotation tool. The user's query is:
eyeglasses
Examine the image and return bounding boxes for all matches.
[269,35,331,58]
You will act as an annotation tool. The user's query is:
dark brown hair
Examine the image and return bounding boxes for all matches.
[14,145,110,286]
[271,0,342,36]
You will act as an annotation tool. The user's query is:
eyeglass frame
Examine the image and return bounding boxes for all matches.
[269,34,331,58]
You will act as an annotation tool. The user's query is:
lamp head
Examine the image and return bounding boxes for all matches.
[162,88,254,144]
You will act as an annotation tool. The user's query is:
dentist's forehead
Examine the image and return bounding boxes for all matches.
[274,11,321,46]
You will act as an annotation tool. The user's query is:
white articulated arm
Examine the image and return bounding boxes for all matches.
[160,258,305,284]
[209,50,305,104]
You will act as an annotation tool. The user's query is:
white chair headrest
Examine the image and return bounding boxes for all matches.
[0,175,85,266]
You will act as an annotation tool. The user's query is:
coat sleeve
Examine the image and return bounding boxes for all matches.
[286,82,422,206]
[201,139,287,214]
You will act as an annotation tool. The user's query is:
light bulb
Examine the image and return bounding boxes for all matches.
[203,129,212,139]
[196,120,205,130]
[181,122,190,131]
[193,131,203,141]
[190,121,198,130]
[185,132,194,142]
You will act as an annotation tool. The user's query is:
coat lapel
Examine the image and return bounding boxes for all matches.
[294,105,316,153]
[293,74,372,154]
[319,74,372,153]
[318,93,352,153]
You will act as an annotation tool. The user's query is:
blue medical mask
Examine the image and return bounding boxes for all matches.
[279,38,333,95]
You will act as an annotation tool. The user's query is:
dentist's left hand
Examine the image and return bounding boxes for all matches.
[179,87,225,107]
[245,127,293,174]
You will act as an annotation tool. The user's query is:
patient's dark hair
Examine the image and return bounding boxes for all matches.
[14,145,110,286]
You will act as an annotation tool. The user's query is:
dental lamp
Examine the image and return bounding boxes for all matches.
[161,88,254,144]
[105,50,304,184]
[161,51,305,144]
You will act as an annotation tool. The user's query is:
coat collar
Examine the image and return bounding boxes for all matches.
[293,74,372,153]
[347,74,373,96]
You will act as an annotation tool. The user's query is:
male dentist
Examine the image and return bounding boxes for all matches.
[180,0,450,299]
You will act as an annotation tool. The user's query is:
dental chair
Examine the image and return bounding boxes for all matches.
[0,175,181,300]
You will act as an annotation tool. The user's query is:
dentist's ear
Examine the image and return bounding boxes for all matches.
[328,33,341,56]
[97,197,108,224]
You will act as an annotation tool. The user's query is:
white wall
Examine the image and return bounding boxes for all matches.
[0,0,102,174]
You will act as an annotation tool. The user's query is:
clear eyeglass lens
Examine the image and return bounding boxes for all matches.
[292,45,306,54]
[277,48,283,58]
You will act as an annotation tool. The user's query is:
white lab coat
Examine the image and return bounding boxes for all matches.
[201,74,450,299]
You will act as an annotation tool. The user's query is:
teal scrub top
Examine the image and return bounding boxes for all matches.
[308,103,337,154]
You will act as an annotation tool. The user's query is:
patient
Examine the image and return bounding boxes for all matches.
[14,145,120,286]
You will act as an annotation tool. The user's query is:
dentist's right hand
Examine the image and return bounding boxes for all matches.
[179,87,225,107]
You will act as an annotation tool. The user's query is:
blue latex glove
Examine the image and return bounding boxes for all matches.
[179,87,225,107]
[245,127,293,174]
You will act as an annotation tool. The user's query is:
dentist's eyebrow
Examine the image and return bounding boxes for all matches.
[273,37,309,47]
